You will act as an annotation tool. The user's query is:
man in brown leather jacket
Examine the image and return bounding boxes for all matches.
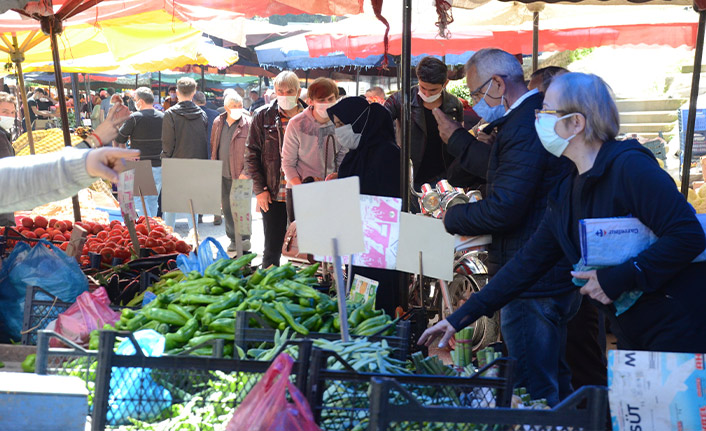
[245,71,306,268]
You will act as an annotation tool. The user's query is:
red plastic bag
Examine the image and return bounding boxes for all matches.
[226,353,321,431]
[49,287,121,347]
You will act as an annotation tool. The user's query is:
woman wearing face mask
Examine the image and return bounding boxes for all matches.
[420,72,706,355]
[327,96,403,316]
[281,78,347,222]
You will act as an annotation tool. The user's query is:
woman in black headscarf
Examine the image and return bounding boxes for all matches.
[327,96,400,198]
[327,97,402,316]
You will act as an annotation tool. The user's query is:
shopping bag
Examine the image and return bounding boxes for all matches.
[0,240,88,342]
[107,329,172,425]
[176,236,229,275]
[225,353,321,431]
[49,287,121,348]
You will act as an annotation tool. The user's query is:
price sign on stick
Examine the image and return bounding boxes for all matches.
[117,169,138,221]
[293,177,365,341]
[396,213,454,281]
[230,179,253,236]
[124,160,158,196]
[161,159,222,214]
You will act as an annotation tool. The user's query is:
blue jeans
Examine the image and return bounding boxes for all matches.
[500,290,581,407]
[133,166,162,218]
[163,211,195,230]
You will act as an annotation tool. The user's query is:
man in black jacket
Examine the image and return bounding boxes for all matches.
[435,48,579,407]
[161,77,208,230]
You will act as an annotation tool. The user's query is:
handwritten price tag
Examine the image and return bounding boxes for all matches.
[230,179,253,236]
[118,169,138,222]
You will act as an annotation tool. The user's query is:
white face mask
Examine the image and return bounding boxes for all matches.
[534,113,577,157]
[314,102,335,120]
[277,95,298,111]
[334,107,370,150]
[418,90,442,103]
[230,108,242,121]
[0,116,14,131]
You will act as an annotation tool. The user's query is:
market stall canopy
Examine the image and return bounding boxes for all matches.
[453,0,692,6]
[21,36,239,74]
[305,1,698,58]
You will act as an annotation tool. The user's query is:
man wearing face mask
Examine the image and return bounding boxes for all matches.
[281,78,347,222]
[0,92,18,225]
[384,56,463,191]
[245,71,307,268]
[211,92,252,252]
[431,49,577,407]
[115,87,164,217]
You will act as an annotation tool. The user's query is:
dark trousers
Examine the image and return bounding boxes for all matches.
[285,188,295,223]
[262,200,288,268]
[221,177,250,244]
[565,297,607,389]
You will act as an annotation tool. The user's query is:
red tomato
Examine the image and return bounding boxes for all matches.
[49,218,58,227]
[21,217,34,229]
[91,225,103,235]
[59,242,69,251]
[100,247,115,263]
[135,225,148,235]
[34,216,48,229]
[52,234,65,242]
[153,246,167,254]
[144,238,159,249]
[114,248,131,260]
[54,221,67,232]
[153,225,166,233]
[175,240,189,253]
[64,220,73,231]
[23,231,37,239]
[163,241,176,253]
[105,241,119,250]
[63,232,72,241]
[40,233,50,240]
[96,231,109,240]
[34,228,46,237]
[148,230,164,239]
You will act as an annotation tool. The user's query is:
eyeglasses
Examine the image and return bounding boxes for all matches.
[469,75,507,100]
[535,109,567,118]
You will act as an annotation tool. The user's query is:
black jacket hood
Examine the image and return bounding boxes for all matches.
[170,101,204,120]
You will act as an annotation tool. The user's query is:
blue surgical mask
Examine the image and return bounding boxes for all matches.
[472,81,505,123]
[534,113,577,157]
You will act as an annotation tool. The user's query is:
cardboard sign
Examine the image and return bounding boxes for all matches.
[230,179,253,236]
[396,212,454,281]
[117,169,138,221]
[161,159,222,214]
[316,195,401,269]
[292,177,364,256]
[609,350,706,431]
[124,160,158,196]
[349,274,379,305]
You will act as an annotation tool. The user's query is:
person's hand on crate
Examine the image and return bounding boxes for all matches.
[418,319,457,349]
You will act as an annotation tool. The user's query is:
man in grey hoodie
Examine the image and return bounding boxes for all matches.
[161,77,208,230]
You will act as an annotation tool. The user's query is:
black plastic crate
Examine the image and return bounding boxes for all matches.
[306,347,516,431]
[91,330,312,431]
[35,330,99,414]
[368,377,609,431]
[21,286,74,345]
[235,311,411,360]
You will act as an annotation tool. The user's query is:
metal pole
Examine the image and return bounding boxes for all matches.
[84,73,91,111]
[10,36,35,154]
[135,74,138,89]
[201,66,205,92]
[48,19,81,221]
[401,0,412,212]
[532,11,539,72]
[681,10,706,198]
[71,73,80,128]
[355,67,360,96]
[158,71,162,103]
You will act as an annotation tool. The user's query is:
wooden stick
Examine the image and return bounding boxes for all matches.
[138,186,151,234]
[122,212,141,256]
[332,238,351,342]
[189,199,199,248]
[65,225,87,262]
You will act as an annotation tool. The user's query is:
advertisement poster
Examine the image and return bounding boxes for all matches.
[609,350,706,431]
[316,194,401,270]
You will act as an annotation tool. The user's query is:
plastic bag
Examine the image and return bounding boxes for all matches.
[107,329,172,425]
[176,237,229,276]
[226,353,321,431]
[48,287,121,348]
[0,240,88,342]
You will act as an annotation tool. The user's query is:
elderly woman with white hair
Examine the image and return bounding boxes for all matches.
[421,72,706,356]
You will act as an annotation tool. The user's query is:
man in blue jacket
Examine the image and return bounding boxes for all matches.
[435,48,578,407]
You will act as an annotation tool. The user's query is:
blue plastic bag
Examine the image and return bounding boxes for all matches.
[176,237,229,275]
[107,329,172,425]
[0,240,88,342]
